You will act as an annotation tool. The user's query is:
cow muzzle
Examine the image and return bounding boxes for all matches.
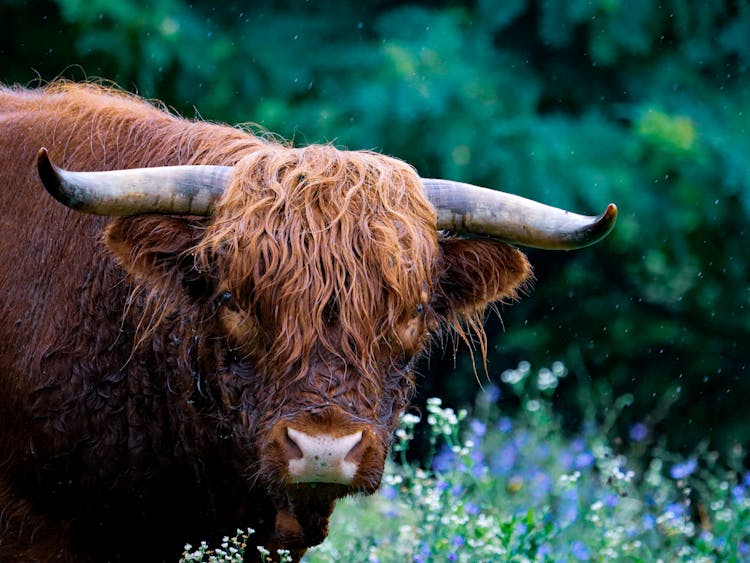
[284,427,363,484]
[266,412,384,492]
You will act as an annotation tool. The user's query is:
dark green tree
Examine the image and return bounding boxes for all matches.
[2,0,748,453]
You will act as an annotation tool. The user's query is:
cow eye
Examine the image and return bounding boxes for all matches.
[217,290,241,312]
[416,303,424,315]
[324,298,339,325]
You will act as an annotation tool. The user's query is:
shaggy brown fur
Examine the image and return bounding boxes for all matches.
[0,83,531,562]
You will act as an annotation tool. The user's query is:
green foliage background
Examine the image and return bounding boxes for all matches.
[2,0,748,454]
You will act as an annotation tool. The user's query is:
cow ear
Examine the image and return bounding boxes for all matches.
[431,237,533,320]
[104,216,208,295]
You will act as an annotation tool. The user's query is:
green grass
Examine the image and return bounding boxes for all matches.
[181,362,750,562]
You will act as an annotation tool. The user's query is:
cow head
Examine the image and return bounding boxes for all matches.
[37,145,616,544]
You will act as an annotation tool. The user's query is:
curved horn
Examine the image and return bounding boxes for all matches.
[36,148,233,216]
[422,178,617,250]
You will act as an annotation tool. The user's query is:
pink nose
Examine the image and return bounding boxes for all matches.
[283,427,364,484]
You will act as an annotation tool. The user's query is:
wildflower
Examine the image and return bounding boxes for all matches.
[451,535,465,548]
[558,471,581,486]
[470,419,487,437]
[380,484,398,500]
[433,444,457,472]
[570,437,586,452]
[490,443,517,475]
[571,541,591,561]
[551,361,567,377]
[732,484,745,501]
[664,502,686,518]
[629,422,649,442]
[560,492,579,524]
[669,459,697,479]
[537,367,558,390]
[413,542,431,563]
[401,413,421,425]
[642,513,656,530]
[501,361,531,385]
[480,384,501,402]
[497,417,513,433]
[531,470,553,499]
[383,506,399,519]
[604,493,619,508]
[575,451,595,468]
[538,543,552,559]
[465,502,481,515]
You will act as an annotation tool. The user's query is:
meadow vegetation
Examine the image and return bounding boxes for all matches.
[182,363,750,562]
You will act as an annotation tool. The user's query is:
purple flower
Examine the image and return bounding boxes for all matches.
[490,443,517,475]
[670,459,697,480]
[604,493,619,508]
[571,437,586,452]
[629,423,649,442]
[574,452,595,469]
[380,484,398,500]
[447,554,458,562]
[450,484,464,497]
[497,417,513,433]
[560,489,579,524]
[482,384,501,402]
[513,429,531,448]
[732,485,745,501]
[642,514,656,530]
[383,506,399,519]
[571,541,590,561]
[465,502,480,515]
[451,535,465,548]
[665,502,686,518]
[433,444,457,473]
[470,419,487,437]
[413,542,431,563]
[531,470,553,499]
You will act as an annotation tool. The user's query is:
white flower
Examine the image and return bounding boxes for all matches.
[401,413,421,425]
[537,368,558,390]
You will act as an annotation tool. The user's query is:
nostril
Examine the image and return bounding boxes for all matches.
[343,432,366,464]
[283,427,304,460]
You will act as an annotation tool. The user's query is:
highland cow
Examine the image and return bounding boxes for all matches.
[0,83,616,562]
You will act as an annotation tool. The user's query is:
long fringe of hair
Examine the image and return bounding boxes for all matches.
[194,144,438,379]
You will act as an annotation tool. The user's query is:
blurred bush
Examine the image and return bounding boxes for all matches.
[1,0,748,453]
